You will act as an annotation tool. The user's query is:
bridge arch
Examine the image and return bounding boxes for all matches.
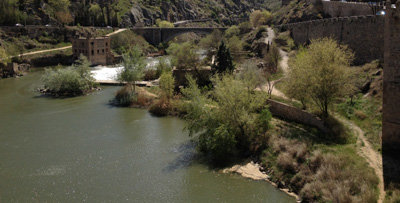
[131,27,227,46]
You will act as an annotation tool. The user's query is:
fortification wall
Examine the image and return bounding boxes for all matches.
[383,4,400,188]
[267,99,330,134]
[321,1,378,17]
[280,15,384,64]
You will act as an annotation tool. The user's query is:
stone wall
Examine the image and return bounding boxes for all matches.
[383,3,400,188]
[267,99,330,134]
[321,1,381,17]
[278,15,384,64]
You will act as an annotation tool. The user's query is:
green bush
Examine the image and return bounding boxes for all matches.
[41,55,95,97]
[182,74,271,162]
[156,19,174,28]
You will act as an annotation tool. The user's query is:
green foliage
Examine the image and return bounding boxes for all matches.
[336,95,382,151]
[199,30,223,51]
[0,47,10,65]
[41,55,95,96]
[155,19,174,28]
[0,0,27,25]
[118,46,146,86]
[264,43,281,73]
[212,41,235,74]
[224,25,240,38]
[182,74,271,161]
[250,10,272,27]
[226,36,243,54]
[167,42,199,69]
[159,71,175,101]
[111,30,153,55]
[238,22,253,34]
[285,38,355,117]
[156,57,172,77]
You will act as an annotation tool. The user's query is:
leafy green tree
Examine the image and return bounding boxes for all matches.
[156,19,174,28]
[226,36,243,55]
[224,25,240,38]
[159,71,175,101]
[182,74,271,162]
[285,38,354,117]
[264,43,281,73]
[250,10,272,27]
[118,46,146,92]
[199,30,223,51]
[212,41,235,74]
[167,42,199,69]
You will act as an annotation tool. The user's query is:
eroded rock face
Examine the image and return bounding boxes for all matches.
[120,0,261,27]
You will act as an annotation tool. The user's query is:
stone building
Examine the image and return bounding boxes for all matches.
[383,2,400,188]
[72,36,115,65]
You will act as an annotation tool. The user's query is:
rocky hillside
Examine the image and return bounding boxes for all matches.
[1,0,275,27]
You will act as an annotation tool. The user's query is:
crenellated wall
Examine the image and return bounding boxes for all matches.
[278,15,384,64]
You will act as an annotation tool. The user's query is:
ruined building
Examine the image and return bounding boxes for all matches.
[72,36,116,65]
[383,2,400,188]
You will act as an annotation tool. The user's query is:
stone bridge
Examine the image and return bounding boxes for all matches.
[131,27,228,45]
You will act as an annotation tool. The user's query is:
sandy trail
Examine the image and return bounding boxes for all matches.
[264,27,385,202]
[336,116,385,203]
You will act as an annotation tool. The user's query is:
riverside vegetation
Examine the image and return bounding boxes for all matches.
[32,6,385,202]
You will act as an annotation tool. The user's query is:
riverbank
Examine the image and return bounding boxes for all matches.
[223,161,301,202]
[0,72,295,202]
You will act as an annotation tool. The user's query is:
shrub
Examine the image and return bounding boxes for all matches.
[156,19,174,28]
[115,85,135,106]
[238,22,253,34]
[250,10,272,27]
[41,55,95,97]
[225,25,240,38]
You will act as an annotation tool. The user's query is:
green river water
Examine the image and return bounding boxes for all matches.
[0,69,295,202]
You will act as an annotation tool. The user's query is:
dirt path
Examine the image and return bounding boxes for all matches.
[337,116,385,203]
[264,27,385,202]
[7,28,127,59]
[261,28,290,99]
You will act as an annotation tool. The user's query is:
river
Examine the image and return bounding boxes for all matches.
[0,69,295,202]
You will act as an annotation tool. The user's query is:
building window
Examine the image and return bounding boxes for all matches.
[106,42,108,46]
[102,49,104,53]
[92,50,94,55]
[91,42,94,46]
[81,42,84,46]
[97,50,100,54]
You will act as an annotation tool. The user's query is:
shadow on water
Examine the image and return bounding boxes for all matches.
[163,140,199,173]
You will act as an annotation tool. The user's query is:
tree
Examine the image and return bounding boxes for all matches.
[167,42,199,69]
[0,47,9,65]
[199,30,223,51]
[159,71,175,101]
[155,19,174,28]
[264,43,281,73]
[182,74,271,162]
[212,41,235,74]
[285,38,354,117]
[250,10,272,27]
[118,46,146,92]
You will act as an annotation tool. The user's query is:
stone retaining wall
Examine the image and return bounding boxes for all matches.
[267,99,330,134]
